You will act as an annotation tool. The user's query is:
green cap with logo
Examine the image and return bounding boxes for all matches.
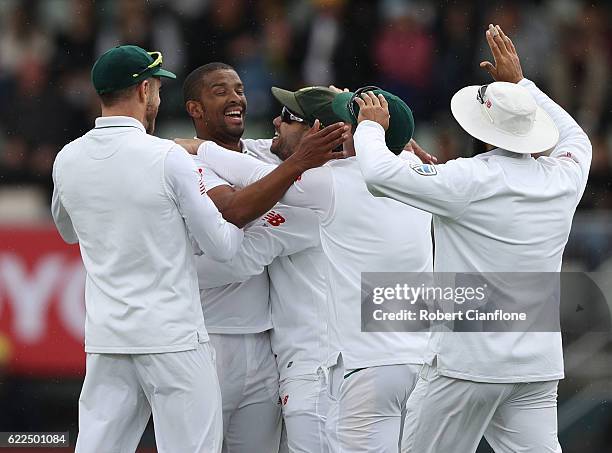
[91,45,176,95]
[332,89,415,154]
[271,86,341,127]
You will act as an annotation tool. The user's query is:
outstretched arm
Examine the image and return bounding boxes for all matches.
[197,205,319,288]
[354,93,479,219]
[178,121,348,227]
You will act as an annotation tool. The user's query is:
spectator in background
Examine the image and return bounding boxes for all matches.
[580,134,611,210]
[53,0,99,140]
[373,0,435,118]
[548,4,610,135]
[96,0,154,53]
[432,1,479,114]
[0,1,66,198]
[295,0,376,89]
[183,0,257,71]
[0,1,54,79]
[301,0,345,86]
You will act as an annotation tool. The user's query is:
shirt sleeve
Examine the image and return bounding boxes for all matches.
[51,159,78,244]
[196,141,334,219]
[164,145,243,262]
[354,120,481,219]
[196,205,319,288]
[518,78,592,202]
[192,156,232,191]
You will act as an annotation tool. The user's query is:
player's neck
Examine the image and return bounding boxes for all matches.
[196,129,242,152]
[101,105,146,128]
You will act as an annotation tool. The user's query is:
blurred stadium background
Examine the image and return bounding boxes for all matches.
[0,0,610,451]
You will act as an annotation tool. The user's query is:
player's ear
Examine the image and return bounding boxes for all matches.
[186,100,204,119]
[138,79,149,103]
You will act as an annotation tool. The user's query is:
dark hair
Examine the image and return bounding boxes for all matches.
[98,81,145,107]
[183,62,236,104]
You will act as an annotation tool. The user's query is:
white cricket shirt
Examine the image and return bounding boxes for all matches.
[197,144,434,370]
[354,78,592,382]
[51,116,243,353]
[192,138,277,334]
[196,203,329,380]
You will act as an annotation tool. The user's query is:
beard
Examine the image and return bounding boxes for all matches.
[144,99,159,135]
[270,138,291,162]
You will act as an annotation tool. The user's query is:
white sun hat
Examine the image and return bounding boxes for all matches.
[450,81,559,154]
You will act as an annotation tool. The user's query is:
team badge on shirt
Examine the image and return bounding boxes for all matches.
[410,163,438,176]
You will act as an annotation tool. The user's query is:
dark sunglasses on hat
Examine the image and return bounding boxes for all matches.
[476,84,494,124]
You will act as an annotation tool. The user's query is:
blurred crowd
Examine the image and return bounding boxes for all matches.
[0,0,610,211]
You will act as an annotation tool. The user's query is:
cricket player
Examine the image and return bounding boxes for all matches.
[193,87,356,453]
[353,25,591,452]
[195,201,330,453]
[194,86,434,452]
[52,46,244,453]
[181,64,347,453]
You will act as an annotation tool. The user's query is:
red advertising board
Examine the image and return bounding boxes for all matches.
[0,225,85,376]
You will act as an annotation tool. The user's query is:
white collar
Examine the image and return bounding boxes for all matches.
[476,148,531,160]
[94,116,146,133]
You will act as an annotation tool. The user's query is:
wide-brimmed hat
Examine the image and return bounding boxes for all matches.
[450,82,559,154]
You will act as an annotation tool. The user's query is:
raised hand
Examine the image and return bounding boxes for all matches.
[355,91,390,130]
[287,120,350,172]
[405,139,438,164]
[480,24,524,83]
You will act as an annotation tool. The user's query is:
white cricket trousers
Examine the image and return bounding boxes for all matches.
[209,331,282,453]
[326,355,421,452]
[401,361,562,453]
[279,368,329,453]
[75,342,222,453]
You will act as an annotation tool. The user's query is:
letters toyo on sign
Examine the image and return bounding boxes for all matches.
[0,226,86,376]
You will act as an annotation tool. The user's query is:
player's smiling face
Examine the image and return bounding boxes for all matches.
[270,114,309,161]
[199,69,247,139]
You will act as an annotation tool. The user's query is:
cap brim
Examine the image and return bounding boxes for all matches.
[152,67,177,79]
[271,87,306,117]
[331,92,356,124]
[450,86,559,154]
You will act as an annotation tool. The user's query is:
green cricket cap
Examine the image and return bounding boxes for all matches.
[332,89,415,154]
[91,45,176,95]
[271,86,341,127]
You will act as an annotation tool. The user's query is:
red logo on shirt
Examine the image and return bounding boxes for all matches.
[198,168,206,195]
[282,394,289,406]
[264,211,285,227]
[485,100,492,108]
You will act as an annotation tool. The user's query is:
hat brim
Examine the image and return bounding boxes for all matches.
[331,92,356,124]
[271,87,306,117]
[152,67,177,79]
[450,85,559,154]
